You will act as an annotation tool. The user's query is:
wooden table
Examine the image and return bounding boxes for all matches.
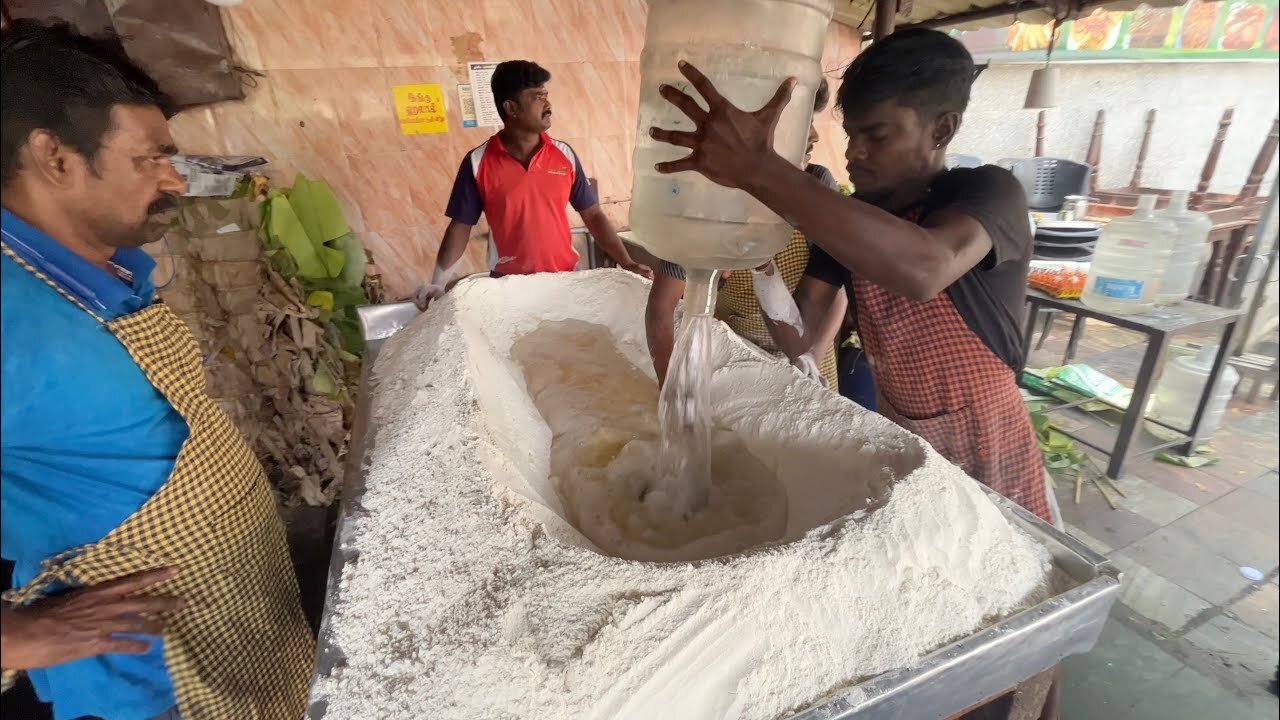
[1021,290,1241,479]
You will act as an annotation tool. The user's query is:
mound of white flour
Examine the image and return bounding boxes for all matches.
[311,270,1054,720]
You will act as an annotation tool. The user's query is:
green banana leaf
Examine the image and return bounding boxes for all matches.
[330,233,366,288]
[306,290,335,312]
[332,312,364,354]
[265,193,339,279]
[306,290,335,322]
[257,175,367,356]
[1029,408,1087,470]
[259,191,279,250]
[1156,451,1219,468]
[289,174,350,245]
[305,279,365,311]
[311,359,340,399]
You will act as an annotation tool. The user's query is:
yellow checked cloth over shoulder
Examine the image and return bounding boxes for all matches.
[716,229,839,387]
[0,243,313,719]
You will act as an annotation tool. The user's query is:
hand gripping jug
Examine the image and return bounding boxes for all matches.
[628,0,834,272]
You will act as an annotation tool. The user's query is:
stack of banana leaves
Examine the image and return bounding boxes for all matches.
[257,174,374,505]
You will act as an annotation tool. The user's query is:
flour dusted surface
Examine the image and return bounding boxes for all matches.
[311,270,1054,720]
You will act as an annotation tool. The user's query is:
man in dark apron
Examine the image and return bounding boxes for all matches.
[1,21,312,720]
[648,28,1051,522]
[648,27,1058,718]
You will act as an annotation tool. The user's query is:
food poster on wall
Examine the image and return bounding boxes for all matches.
[393,83,449,135]
[956,0,1279,62]
[467,62,504,127]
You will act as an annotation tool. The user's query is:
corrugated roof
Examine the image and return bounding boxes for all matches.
[832,0,1187,32]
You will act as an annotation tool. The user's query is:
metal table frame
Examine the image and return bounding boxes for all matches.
[1021,290,1241,478]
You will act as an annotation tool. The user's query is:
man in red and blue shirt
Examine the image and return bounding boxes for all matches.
[418,61,650,306]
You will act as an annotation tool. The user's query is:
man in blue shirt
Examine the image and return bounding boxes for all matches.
[1,21,312,720]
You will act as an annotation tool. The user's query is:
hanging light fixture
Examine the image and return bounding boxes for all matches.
[1024,16,1064,109]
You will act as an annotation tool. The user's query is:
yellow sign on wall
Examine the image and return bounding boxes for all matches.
[392,83,449,135]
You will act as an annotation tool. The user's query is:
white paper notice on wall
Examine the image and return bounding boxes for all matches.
[458,84,478,128]
[466,62,504,127]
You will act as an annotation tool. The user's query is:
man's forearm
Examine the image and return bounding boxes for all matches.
[581,209,634,266]
[761,314,809,360]
[760,274,839,362]
[435,222,471,274]
[646,312,675,385]
[744,155,961,301]
[645,274,684,385]
[755,265,809,359]
[1,605,17,671]
[809,288,848,359]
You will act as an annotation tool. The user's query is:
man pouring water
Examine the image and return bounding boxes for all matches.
[646,29,1053,526]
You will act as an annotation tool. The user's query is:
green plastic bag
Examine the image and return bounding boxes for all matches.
[1025,364,1132,413]
[1045,364,1133,409]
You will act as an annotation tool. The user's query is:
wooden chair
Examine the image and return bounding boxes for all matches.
[1084,110,1105,194]
[1090,109,1275,306]
[1191,108,1237,210]
[1127,108,1158,191]
[1035,111,1048,157]
[1238,116,1279,201]
[1095,108,1275,210]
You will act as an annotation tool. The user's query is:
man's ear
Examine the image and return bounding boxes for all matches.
[502,98,519,120]
[23,129,79,187]
[932,112,962,150]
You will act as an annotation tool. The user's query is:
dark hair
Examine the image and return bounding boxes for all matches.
[490,60,551,121]
[814,77,830,113]
[837,28,976,120]
[1,19,171,184]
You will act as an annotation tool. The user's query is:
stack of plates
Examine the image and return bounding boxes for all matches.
[1033,220,1102,262]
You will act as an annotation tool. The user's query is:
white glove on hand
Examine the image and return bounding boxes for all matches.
[412,283,445,311]
[413,262,463,310]
[752,261,805,333]
[791,352,827,387]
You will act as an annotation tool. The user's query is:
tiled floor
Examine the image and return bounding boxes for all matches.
[1029,315,1279,719]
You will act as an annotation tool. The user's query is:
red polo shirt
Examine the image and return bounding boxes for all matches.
[445,133,598,276]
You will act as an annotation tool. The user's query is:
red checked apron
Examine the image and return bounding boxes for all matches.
[852,208,1052,522]
[0,242,314,719]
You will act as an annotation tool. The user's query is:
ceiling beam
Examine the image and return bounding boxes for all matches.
[898,1,1046,30]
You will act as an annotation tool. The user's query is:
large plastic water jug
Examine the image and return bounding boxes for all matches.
[1147,345,1239,442]
[1081,195,1177,314]
[629,0,833,271]
[1154,190,1213,305]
